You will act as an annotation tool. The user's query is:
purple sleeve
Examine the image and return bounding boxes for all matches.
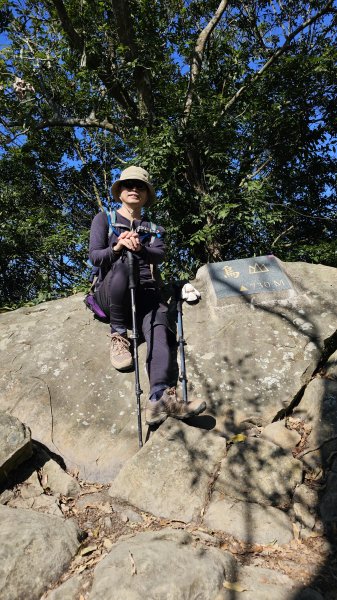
[89,212,114,267]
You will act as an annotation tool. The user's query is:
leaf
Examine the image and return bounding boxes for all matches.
[292,522,301,540]
[80,545,97,556]
[103,538,113,550]
[218,204,240,219]
[223,581,247,592]
[41,473,49,488]
[306,531,323,538]
[230,433,247,443]
[75,564,87,574]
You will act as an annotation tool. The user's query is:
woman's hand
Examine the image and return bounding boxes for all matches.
[114,230,142,253]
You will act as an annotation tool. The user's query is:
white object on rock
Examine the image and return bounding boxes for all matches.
[181,283,201,303]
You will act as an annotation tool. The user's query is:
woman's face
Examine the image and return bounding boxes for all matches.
[119,179,149,208]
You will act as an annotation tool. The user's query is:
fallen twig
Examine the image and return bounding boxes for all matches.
[128,551,137,575]
[297,435,337,458]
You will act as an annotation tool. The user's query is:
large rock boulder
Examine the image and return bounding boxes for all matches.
[0,505,81,600]
[109,418,226,521]
[88,528,236,600]
[203,496,294,545]
[1,258,336,600]
[0,259,336,482]
[192,260,337,427]
[0,411,32,483]
[213,437,303,508]
[0,296,143,481]
[293,378,337,466]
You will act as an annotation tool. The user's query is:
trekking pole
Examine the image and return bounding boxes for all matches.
[127,250,143,448]
[174,283,188,404]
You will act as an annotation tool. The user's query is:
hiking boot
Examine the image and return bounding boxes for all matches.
[161,387,206,420]
[110,333,133,371]
[145,398,168,426]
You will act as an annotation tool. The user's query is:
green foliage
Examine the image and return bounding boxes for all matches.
[0,0,337,307]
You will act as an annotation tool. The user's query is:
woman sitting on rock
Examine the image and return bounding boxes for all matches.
[89,166,206,426]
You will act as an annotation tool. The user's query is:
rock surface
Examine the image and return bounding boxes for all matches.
[213,438,302,508]
[39,450,81,497]
[88,528,236,600]
[194,260,337,426]
[293,378,337,466]
[221,565,297,600]
[260,420,301,450]
[0,259,337,600]
[45,575,83,600]
[0,411,32,482]
[0,260,336,481]
[109,418,226,521]
[0,505,81,600]
[204,497,293,545]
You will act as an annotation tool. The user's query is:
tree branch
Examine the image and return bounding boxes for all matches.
[50,0,83,50]
[271,225,294,248]
[239,157,272,188]
[73,140,104,211]
[182,0,230,128]
[220,0,334,116]
[110,0,153,119]
[36,116,122,136]
[242,3,268,53]
[97,71,138,117]
[50,0,138,117]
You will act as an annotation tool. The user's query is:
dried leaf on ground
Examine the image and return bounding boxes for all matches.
[75,564,87,574]
[223,581,247,592]
[293,523,301,540]
[41,474,48,488]
[230,433,247,443]
[307,531,323,538]
[103,538,113,550]
[80,545,97,556]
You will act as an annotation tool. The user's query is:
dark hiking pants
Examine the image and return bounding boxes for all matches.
[94,260,173,396]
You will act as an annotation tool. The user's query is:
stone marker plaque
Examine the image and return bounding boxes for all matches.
[205,255,294,302]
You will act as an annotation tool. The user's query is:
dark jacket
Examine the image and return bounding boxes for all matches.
[89,211,165,291]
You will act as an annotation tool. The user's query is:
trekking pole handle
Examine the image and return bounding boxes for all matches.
[127,251,137,289]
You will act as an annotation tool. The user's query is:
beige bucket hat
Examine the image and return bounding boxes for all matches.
[111,166,156,206]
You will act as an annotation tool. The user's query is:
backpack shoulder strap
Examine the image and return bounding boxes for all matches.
[149,221,158,245]
[146,221,162,284]
[104,208,130,237]
[104,207,114,237]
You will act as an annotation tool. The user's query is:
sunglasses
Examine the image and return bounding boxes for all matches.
[121,180,147,191]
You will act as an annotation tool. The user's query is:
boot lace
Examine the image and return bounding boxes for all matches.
[110,333,130,355]
[165,387,177,399]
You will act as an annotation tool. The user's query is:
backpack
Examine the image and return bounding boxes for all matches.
[84,208,161,321]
